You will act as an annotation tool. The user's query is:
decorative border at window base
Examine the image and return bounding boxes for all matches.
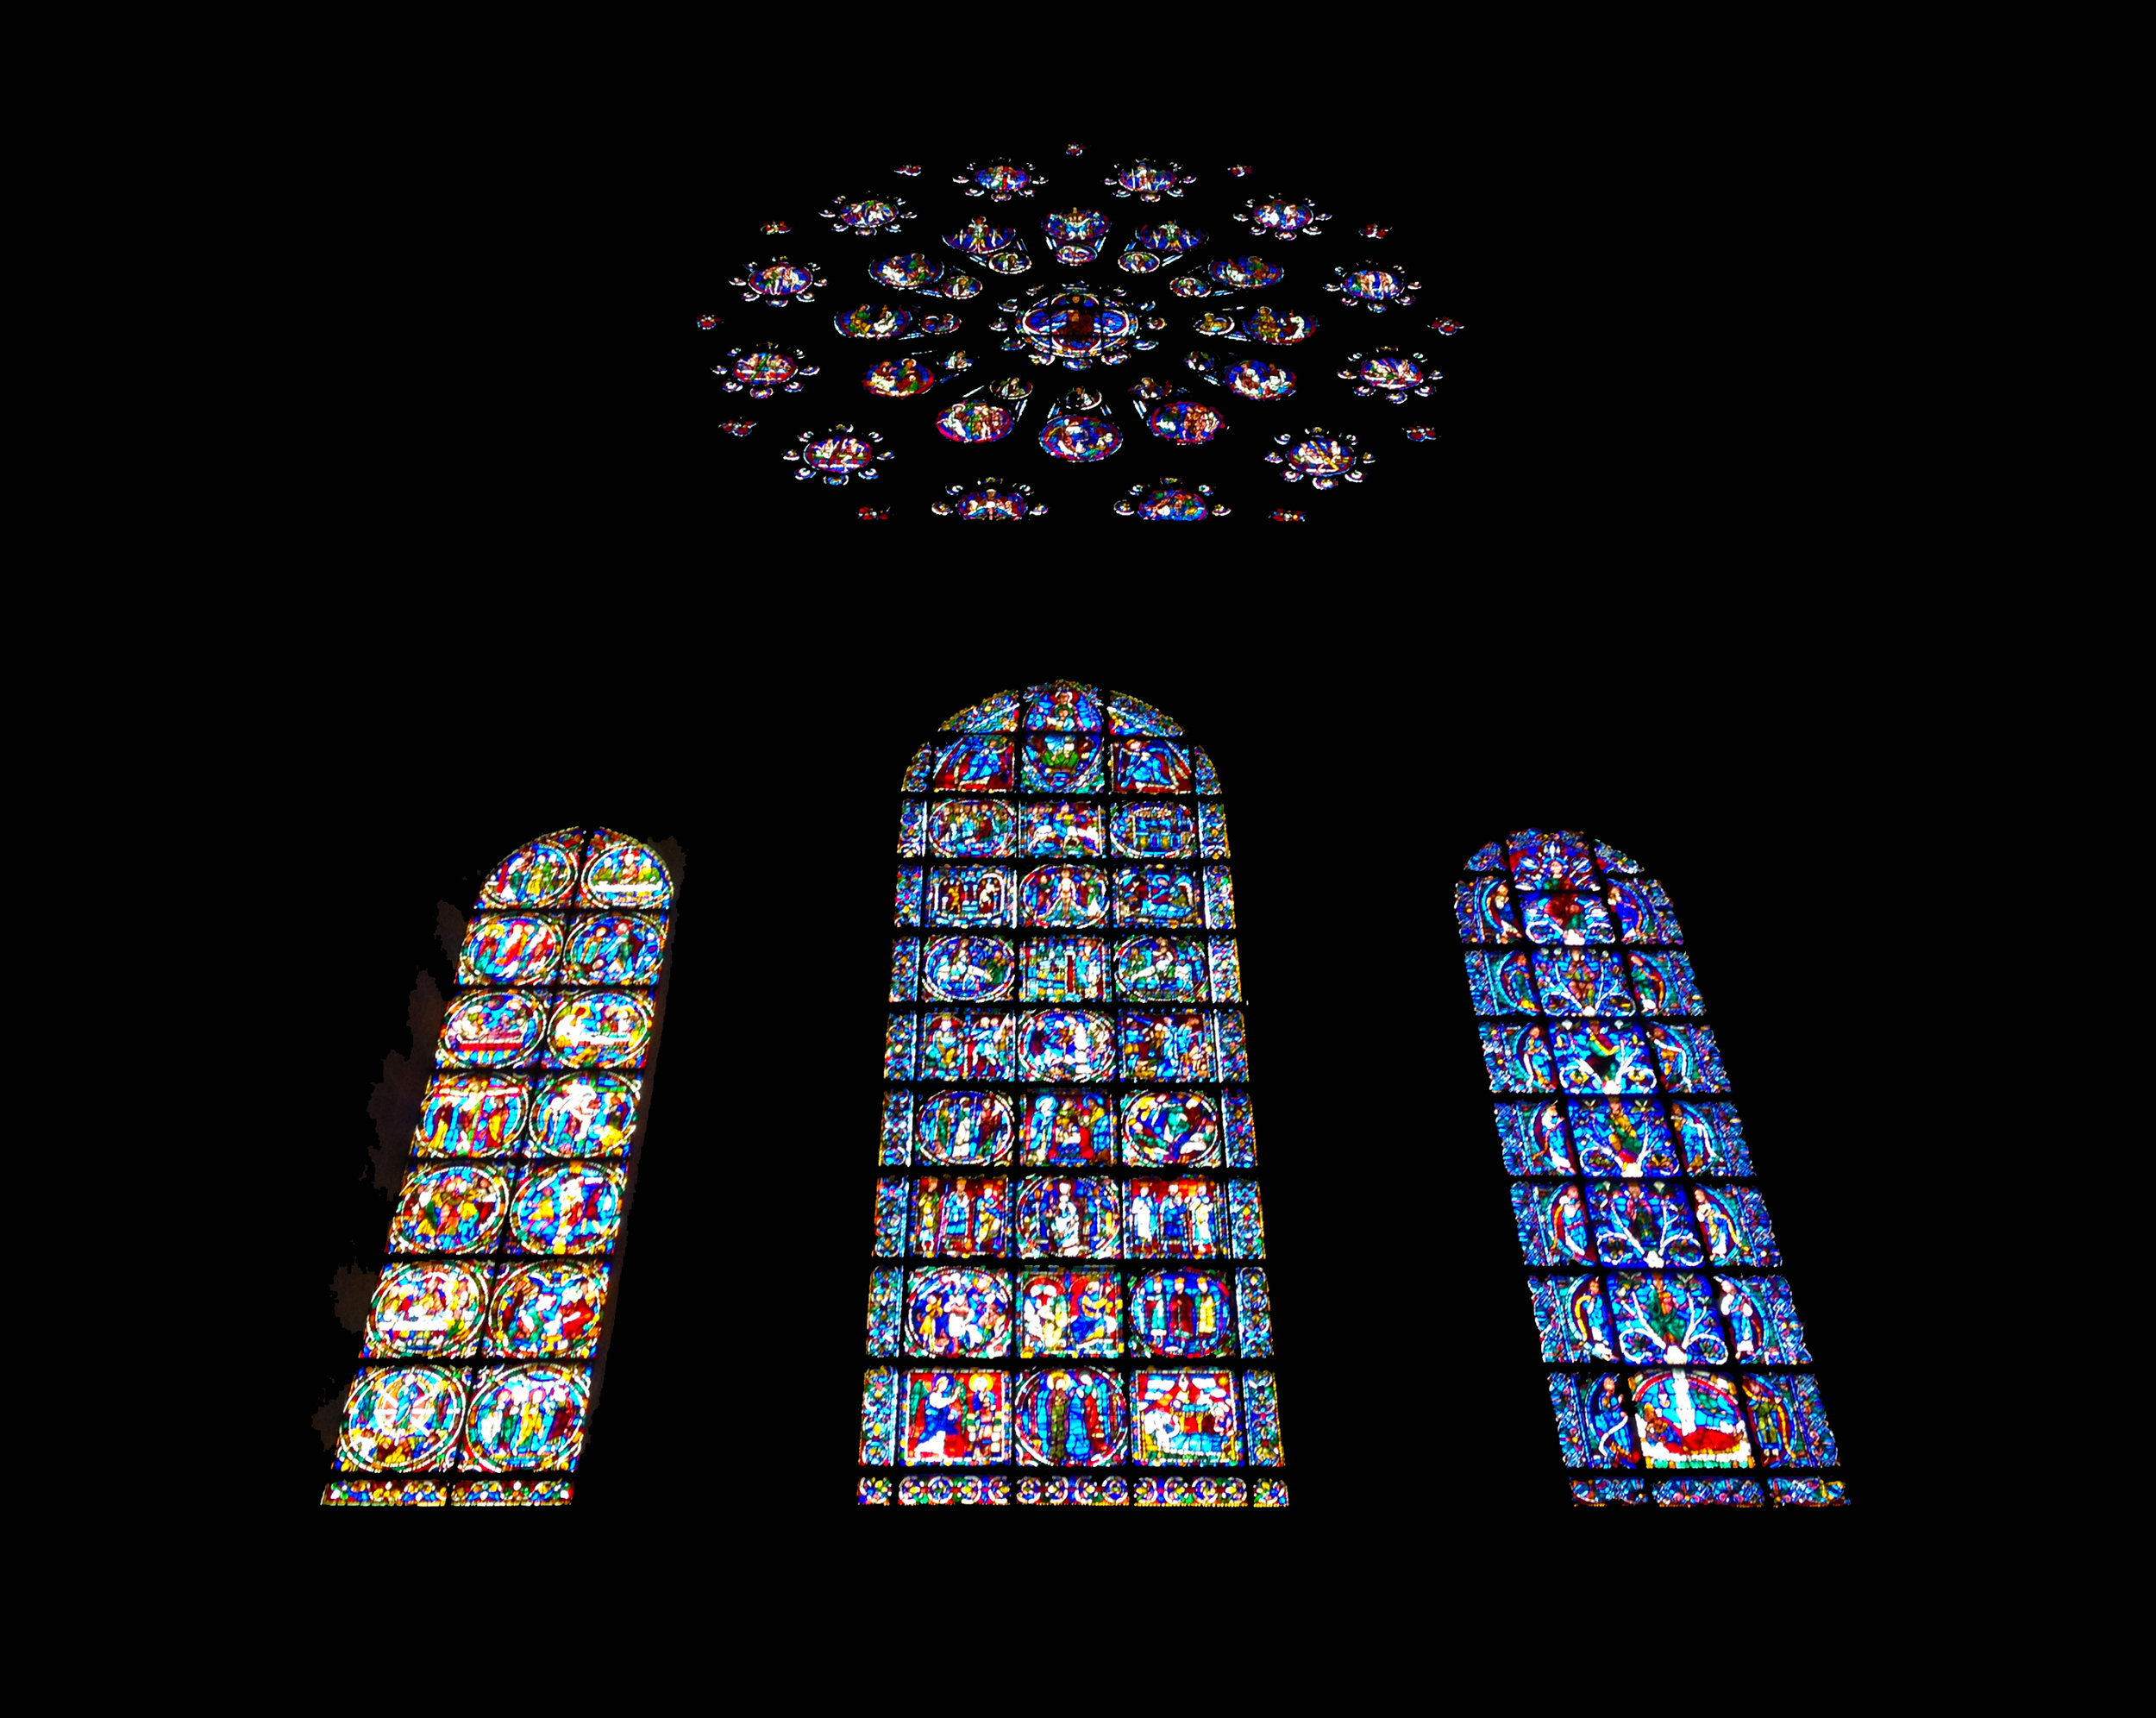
[1018,1476,1129,1505]
[857,1477,893,1504]
[1134,1476,1247,1507]
[321,1477,574,1507]
[1570,1475,1847,1508]
[898,1474,1011,1505]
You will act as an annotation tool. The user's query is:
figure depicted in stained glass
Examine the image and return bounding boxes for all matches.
[1115,480,1227,518]
[1105,159,1196,200]
[1196,303,1318,344]
[783,424,892,485]
[1041,206,1111,265]
[930,862,1015,922]
[487,1261,609,1358]
[995,283,1164,370]
[1238,194,1331,241]
[1264,427,1374,488]
[1630,1369,1750,1468]
[460,915,564,988]
[1020,863,1108,926]
[1188,349,1298,401]
[392,1163,508,1253]
[1020,1088,1114,1163]
[1338,348,1437,402]
[1015,1175,1121,1258]
[834,301,957,340]
[508,1162,624,1255]
[731,257,827,305]
[905,1267,1012,1357]
[529,1073,639,1155]
[1114,934,1206,999]
[1125,1177,1221,1258]
[438,991,548,1069]
[1015,1367,1127,1465]
[1325,261,1420,312]
[935,381,1025,443]
[860,349,972,399]
[932,478,1044,518]
[463,1364,590,1470]
[1022,727,1107,793]
[1134,1370,1238,1464]
[1019,937,1109,1003]
[1118,219,1206,273]
[912,1176,1011,1257]
[1207,255,1285,291]
[363,1262,491,1358]
[922,934,1017,1001]
[903,1369,1012,1464]
[820,192,908,235]
[1608,1272,1728,1365]
[1035,384,1125,461]
[1591,1181,1702,1268]
[868,253,982,299]
[1130,1270,1233,1357]
[956,160,1046,201]
[916,1089,1016,1165]
[1019,1270,1122,1357]
[564,915,667,987]
[716,342,818,398]
[416,1074,528,1157]
[547,991,653,1069]
[335,1367,467,1470]
[1108,799,1194,857]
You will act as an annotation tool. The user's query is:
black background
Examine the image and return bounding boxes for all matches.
[273,636,1923,1577]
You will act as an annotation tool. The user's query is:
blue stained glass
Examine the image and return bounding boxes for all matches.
[889,939,919,1001]
[1770,1477,1849,1506]
[508,1164,624,1256]
[1591,1182,1704,1268]
[924,933,1017,1002]
[874,1180,907,1255]
[1224,1089,1257,1166]
[1607,880,1682,944]
[1019,1008,1116,1081]
[1106,691,1181,736]
[1513,1182,1593,1264]
[1463,840,1505,872]
[928,798,1017,857]
[1456,877,1523,944]
[1025,681,1104,731]
[1655,1477,1764,1506]
[1114,866,1203,928]
[1023,731,1106,793]
[1507,830,1599,892]
[883,1014,916,1079]
[1669,1100,1752,1176]
[920,1089,1018,1165]
[460,914,563,988]
[1121,1090,1220,1167]
[1132,1370,1240,1466]
[895,867,923,927]
[1193,749,1220,794]
[1208,937,1242,1002]
[1464,950,1537,1016]
[1594,838,1641,875]
[1693,1184,1779,1266]
[861,1366,899,1464]
[1628,950,1703,1015]
[1119,1009,1213,1082]
[1215,1011,1249,1081]
[901,745,933,791]
[1547,1018,1659,1094]
[1608,1271,1728,1364]
[1495,1100,1573,1175]
[1243,1371,1284,1464]
[1112,738,1193,794]
[527,1074,638,1157]
[1022,864,1110,927]
[1115,935,1206,1000]
[1020,936,1108,1002]
[563,915,667,988]
[1569,1096,1680,1177]
[1017,1089,1112,1167]
[1129,1270,1234,1357]
[867,1268,902,1353]
[1021,799,1105,856]
[1237,1268,1274,1357]
[1528,1274,1616,1362]
[1480,1021,1557,1093]
[906,1267,1014,1357]
[1716,1275,1811,1364]
[933,737,1016,793]
[1743,1372,1837,1467]
[943,690,1022,731]
[1109,801,1194,857]
[1645,1023,1730,1092]
[1548,1372,1639,1469]
[1197,801,1229,858]
[1229,1182,1265,1257]
[928,865,1017,928]
[911,1176,1012,1257]
[897,800,926,856]
[1016,1175,1122,1258]
[1631,1369,1752,1469]
[1522,889,1617,946]
[1571,1477,1646,1505]
[1532,947,1634,1016]
[880,1092,912,1166]
[1017,1269,1121,1357]
[1204,867,1236,928]
[920,1010,1018,1081]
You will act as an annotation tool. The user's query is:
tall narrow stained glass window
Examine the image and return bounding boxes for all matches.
[861,683,1287,1508]
[1458,831,1847,1508]
[322,829,678,1508]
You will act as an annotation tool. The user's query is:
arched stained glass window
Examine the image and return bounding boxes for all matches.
[1457,831,1847,1507]
[321,830,677,1508]
[862,683,1287,1508]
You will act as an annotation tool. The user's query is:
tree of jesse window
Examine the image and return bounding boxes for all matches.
[322,829,678,1508]
[1457,831,1847,1508]
[862,682,1286,1508]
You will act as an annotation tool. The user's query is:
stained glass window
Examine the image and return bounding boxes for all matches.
[862,684,1286,1506]
[323,830,678,1507]
[1460,831,1846,1507]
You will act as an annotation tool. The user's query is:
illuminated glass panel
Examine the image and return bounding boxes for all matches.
[862,688,1288,1505]
[1462,830,1843,1505]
